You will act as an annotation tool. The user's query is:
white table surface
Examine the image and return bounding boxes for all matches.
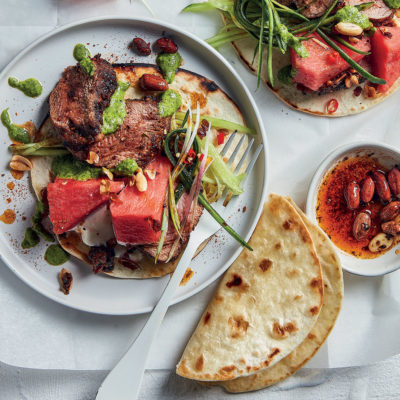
[1,0,400,398]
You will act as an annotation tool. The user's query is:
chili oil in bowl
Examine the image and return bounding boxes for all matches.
[306,142,400,276]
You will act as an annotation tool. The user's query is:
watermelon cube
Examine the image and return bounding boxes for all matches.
[47,178,125,234]
[110,156,171,246]
[291,33,371,91]
[371,26,400,93]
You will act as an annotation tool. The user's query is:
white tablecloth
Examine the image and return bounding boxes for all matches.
[1,0,400,398]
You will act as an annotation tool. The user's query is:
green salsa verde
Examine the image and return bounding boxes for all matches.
[383,0,400,8]
[73,43,95,76]
[21,227,40,249]
[44,244,69,266]
[8,77,42,98]
[335,6,372,29]
[277,65,297,86]
[52,154,103,181]
[158,89,182,117]
[102,81,130,135]
[1,108,31,143]
[156,52,182,84]
[113,159,138,176]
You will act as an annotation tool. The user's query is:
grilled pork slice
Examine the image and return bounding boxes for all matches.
[298,0,335,18]
[291,34,371,91]
[47,178,125,234]
[71,98,171,169]
[140,192,204,263]
[110,156,171,246]
[49,55,117,151]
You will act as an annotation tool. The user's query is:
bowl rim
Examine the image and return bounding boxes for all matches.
[306,140,400,277]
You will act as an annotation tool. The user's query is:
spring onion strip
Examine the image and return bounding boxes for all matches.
[207,32,251,48]
[168,171,182,238]
[155,205,169,263]
[174,111,256,135]
[256,4,266,88]
[329,34,371,55]
[317,29,386,85]
[266,0,274,87]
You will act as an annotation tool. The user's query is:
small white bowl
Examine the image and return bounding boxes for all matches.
[306,141,400,277]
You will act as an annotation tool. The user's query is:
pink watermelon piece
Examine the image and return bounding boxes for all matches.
[291,33,371,91]
[110,156,171,246]
[371,27,400,93]
[48,178,125,234]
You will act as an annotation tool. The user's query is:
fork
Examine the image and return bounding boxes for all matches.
[96,133,263,400]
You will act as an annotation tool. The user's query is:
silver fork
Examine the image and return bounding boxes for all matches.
[96,134,263,400]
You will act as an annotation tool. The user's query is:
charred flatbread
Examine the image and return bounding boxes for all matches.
[176,194,324,381]
[215,198,343,392]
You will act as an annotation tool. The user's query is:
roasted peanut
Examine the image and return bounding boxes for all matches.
[388,167,400,198]
[344,181,360,210]
[155,37,178,53]
[335,22,363,36]
[380,201,400,221]
[136,170,147,192]
[368,232,393,253]
[131,37,151,56]
[373,171,391,202]
[353,211,371,241]
[360,176,375,203]
[9,155,33,171]
[139,74,168,92]
[381,220,400,236]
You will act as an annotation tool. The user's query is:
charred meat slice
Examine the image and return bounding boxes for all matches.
[140,192,204,263]
[49,55,117,151]
[71,99,171,169]
[298,0,335,18]
[347,0,394,23]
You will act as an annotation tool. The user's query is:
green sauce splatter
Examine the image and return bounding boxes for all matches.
[44,244,69,266]
[8,77,42,98]
[73,43,95,76]
[1,108,31,143]
[336,6,372,29]
[277,65,297,86]
[158,89,182,117]
[383,0,400,8]
[32,201,54,242]
[113,159,138,176]
[21,227,40,249]
[52,154,103,181]
[102,81,130,135]
[156,52,182,83]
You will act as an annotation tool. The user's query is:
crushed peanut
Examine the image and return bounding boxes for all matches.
[9,155,33,171]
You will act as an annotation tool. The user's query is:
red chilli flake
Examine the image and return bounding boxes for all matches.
[110,193,122,204]
[184,148,197,164]
[217,131,225,145]
[326,99,339,114]
[326,51,340,64]
[199,154,204,162]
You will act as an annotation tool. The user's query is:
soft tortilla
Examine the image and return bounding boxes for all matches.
[223,15,400,117]
[216,198,343,392]
[176,194,323,381]
[29,64,248,278]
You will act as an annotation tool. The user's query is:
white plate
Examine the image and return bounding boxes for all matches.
[306,141,400,277]
[0,17,268,315]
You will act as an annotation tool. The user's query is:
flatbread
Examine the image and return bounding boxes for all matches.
[216,198,343,392]
[176,194,323,381]
[223,15,400,117]
[29,64,248,278]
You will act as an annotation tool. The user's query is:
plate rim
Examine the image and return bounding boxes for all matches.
[0,15,269,315]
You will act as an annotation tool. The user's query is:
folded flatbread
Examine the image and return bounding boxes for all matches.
[176,194,324,381]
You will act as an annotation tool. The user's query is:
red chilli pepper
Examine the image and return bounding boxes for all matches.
[326,51,340,64]
[326,98,339,114]
[199,154,204,161]
[217,131,225,145]
[184,148,197,164]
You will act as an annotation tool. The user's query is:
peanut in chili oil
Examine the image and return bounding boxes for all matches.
[316,155,392,259]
